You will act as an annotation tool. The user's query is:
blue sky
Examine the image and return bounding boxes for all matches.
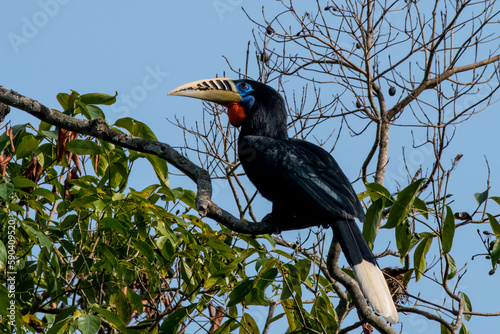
[1,1,499,333]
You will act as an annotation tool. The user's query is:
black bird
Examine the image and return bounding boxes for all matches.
[169,78,398,323]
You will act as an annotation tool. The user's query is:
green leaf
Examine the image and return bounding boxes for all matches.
[114,290,131,324]
[262,234,276,250]
[442,206,455,254]
[35,230,53,249]
[80,92,117,105]
[490,196,500,206]
[255,257,268,272]
[363,198,384,249]
[414,236,432,282]
[15,134,39,158]
[76,101,106,120]
[213,320,235,334]
[294,259,311,281]
[97,244,118,268]
[51,252,61,277]
[11,176,36,189]
[159,305,193,334]
[239,313,260,334]
[0,240,6,270]
[320,289,338,322]
[312,291,338,332]
[70,195,98,209]
[244,268,278,307]
[395,220,412,257]
[46,305,78,334]
[92,306,127,333]
[132,239,155,261]
[0,182,14,200]
[157,230,177,261]
[245,286,269,306]
[460,292,472,321]
[207,238,234,254]
[281,299,300,331]
[384,179,424,228]
[487,213,500,236]
[41,129,58,140]
[227,279,254,307]
[474,188,489,205]
[236,234,262,251]
[99,217,128,237]
[280,276,294,301]
[126,288,144,314]
[144,154,169,188]
[56,91,79,111]
[38,120,52,132]
[441,323,452,334]
[180,190,196,209]
[86,105,105,119]
[265,313,285,327]
[491,236,500,267]
[107,162,129,189]
[258,267,278,286]
[180,259,196,287]
[272,249,293,259]
[402,269,413,287]
[413,197,429,219]
[459,323,471,334]
[77,314,101,334]
[115,117,157,141]
[446,254,457,280]
[364,182,394,202]
[65,140,102,155]
[32,187,56,202]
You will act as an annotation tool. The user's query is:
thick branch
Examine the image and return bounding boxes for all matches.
[0,86,277,235]
[327,234,397,334]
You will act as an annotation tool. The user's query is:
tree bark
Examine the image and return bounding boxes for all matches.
[375,120,389,185]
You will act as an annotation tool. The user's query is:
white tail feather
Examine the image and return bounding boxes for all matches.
[352,260,399,323]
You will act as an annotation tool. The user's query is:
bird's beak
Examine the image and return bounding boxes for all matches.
[168,78,241,104]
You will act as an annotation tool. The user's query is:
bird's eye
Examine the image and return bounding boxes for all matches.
[240,83,249,90]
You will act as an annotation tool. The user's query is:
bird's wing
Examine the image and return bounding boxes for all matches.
[239,136,398,323]
[238,136,365,222]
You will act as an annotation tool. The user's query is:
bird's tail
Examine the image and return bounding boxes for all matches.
[331,220,399,324]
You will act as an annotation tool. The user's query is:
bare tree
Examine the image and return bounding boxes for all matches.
[171,0,500,333]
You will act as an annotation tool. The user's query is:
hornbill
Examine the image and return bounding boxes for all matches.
[169,78,399,324]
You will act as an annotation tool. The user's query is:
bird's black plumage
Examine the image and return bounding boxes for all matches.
[169,78,399,323]
[238,136,365,230]
[234,80,364,230]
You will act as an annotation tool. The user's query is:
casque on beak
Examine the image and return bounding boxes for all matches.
[168,78,241,104]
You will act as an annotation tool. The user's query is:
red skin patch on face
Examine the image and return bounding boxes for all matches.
[225,102,246,126]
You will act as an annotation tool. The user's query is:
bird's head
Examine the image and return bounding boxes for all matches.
[169,78,287,139]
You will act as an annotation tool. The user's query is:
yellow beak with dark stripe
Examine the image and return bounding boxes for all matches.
[168,78,241,104]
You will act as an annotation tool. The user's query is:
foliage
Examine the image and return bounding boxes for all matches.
[1,1,500,333]
[0,92,348,333]
[0,92,264,333]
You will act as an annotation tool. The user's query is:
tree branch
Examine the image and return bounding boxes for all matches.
[397,306,454,333]
[0,86,277,235]
[327,233,397,334]
[386,54,500,120]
